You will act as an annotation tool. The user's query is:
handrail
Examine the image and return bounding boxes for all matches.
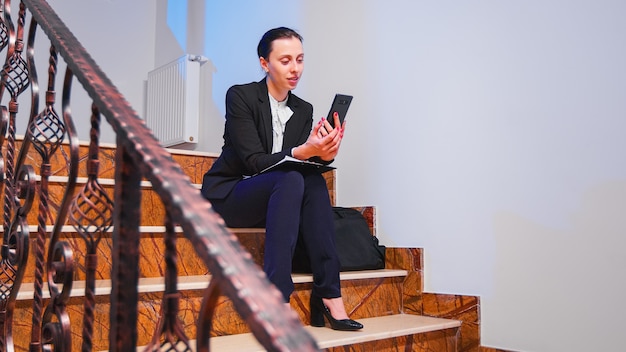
[0,0,319,350]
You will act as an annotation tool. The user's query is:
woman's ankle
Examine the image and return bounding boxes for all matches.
[321,297,349,320]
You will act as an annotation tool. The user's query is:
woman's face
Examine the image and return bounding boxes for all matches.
[261,36,304,100]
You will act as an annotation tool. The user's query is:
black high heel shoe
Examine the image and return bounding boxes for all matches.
[310,294,363,331]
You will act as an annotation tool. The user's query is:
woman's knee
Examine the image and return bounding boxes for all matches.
[302,172,331,202]
[274,170,305,195]
[303,172,328,190]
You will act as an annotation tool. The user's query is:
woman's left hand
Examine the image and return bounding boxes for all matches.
[292,112,346,161]
[315,112,345,161]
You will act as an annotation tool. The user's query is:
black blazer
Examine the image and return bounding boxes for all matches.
[201,79,328,200]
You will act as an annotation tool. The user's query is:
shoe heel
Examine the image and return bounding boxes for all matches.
[310,294,363,331]
[309,296,326,327]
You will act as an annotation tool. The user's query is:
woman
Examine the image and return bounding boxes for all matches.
[201,27,362,331]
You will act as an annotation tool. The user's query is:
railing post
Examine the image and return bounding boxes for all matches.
[109,141,142,351]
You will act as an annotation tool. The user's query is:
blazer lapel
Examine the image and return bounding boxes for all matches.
[283,93,303,148]
[256,79,273,153]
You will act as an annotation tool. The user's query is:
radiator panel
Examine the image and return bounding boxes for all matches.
[146,54,201,147]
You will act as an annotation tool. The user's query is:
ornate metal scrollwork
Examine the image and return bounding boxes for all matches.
[0,8,8,52]
[0,164,33,351]
[1,3,29,100]
[34,63,80,351]
[143,212,192,352]
[69,104,114,352]
[0,2,33,350]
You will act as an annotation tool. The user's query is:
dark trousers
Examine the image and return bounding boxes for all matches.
[209,170,341,302]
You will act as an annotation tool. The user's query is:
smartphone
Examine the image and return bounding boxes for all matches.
[326,94,353,128]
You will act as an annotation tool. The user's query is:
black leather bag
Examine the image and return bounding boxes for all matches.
[292,207,386,272]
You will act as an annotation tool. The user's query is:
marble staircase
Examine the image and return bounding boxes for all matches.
[7,141,483,351]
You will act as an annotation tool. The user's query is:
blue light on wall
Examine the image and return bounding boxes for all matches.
[167,0,188,52]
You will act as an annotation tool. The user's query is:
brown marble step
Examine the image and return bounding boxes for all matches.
[2,226,257,282]
[202,314,460,352]
[25,171,337,226]
[14,270,407,300]
[9,139,216,183]
[25,176,193,227]
[11,269,410,351]
[9,191,377,282]
[11,137,337,208]
[117,314,460,352]
[6,209,375,282]
[11,139,333,193]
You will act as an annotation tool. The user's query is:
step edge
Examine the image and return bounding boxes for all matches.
[0,225,267,233]
[14,134,222,158]
[15,269,407,300]
[310,314,461,349]
[42,175,201,190]
[195,314,461,351]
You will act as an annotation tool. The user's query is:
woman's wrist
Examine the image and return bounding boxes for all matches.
[292,145,302,159]
[292,144,310,160]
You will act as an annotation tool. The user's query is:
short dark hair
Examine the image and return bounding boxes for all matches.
[257,27,303,59]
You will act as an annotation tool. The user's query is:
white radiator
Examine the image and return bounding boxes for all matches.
[146,54,203,147]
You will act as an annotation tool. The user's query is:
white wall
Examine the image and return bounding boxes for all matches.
[39,0,157,144]
[194,1,626,351]
[42,1,626,351]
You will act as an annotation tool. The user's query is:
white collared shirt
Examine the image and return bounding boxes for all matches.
[268,93,294,154]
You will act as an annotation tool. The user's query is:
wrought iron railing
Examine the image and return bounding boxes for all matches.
[0,0,319,351]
